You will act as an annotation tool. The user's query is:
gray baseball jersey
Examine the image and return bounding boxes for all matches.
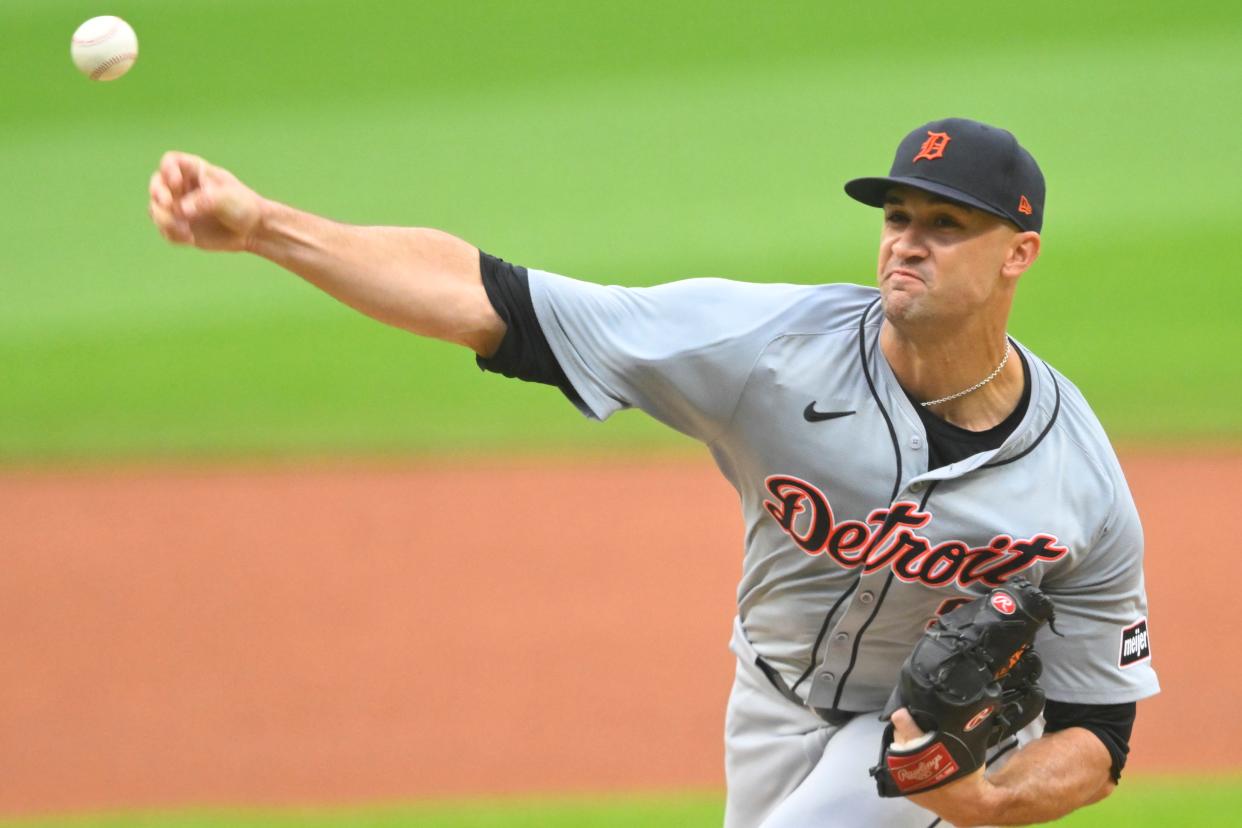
[529,271,1157,705]
[526,269,1159,711]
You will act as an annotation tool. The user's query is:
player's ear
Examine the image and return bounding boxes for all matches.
[1001,231,1041,280]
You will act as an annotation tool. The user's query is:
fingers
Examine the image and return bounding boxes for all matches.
[180,186,214,220]
[158,151,207,203]
[155,151,231,219]
[148,169,172,211]
[889,707,934,751]
[891,707,923,740]
[152,151,213,243]
[149,201,192,244]
[159,152,186,199]
[148,169,191,244]
[150,150,253,248]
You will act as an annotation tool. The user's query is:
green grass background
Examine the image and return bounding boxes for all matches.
[2,778,1242,828]
[3,0,1239,461]
[3,1,1239,824]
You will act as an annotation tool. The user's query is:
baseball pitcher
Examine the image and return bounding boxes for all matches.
[148,117,1158,827]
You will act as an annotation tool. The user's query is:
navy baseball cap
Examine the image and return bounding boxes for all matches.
[845,118,1045,233]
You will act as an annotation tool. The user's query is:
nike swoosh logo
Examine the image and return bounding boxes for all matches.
[803,402,856,422]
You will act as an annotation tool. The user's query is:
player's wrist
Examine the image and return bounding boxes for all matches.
[913,774,1006,828]
[967,775,1010,826]
[242,196,280,256]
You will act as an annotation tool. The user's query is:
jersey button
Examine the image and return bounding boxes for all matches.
[910,481,925,493]
[820,672,835,683]
[910,435,923,449]
[858,591,874,604]
[833,632,849,643]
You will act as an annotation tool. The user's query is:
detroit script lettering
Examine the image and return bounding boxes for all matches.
[763,475,1068,587]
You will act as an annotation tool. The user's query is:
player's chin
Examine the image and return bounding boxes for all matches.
[879,286,926,323]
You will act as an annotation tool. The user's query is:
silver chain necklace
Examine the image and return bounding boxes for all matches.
[919,340,1011,408]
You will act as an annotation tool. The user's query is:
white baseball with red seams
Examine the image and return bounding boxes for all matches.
[71,16,139,81]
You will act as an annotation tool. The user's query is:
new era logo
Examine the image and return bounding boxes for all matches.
[1119,618,1151,668]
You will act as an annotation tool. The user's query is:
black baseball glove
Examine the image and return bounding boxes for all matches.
[870,576,1056,797]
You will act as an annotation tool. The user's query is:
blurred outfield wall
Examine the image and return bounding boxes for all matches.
[3,0,1239,460]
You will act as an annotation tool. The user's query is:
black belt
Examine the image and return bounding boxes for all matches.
[754,655,857,726]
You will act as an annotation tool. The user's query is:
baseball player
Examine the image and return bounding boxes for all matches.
[148,117,1158,827]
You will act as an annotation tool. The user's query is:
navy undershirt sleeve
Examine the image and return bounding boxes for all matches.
[474,251,583,407]
[1044,700,1136,783]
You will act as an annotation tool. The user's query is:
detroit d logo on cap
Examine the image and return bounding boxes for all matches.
[913,131,951,162]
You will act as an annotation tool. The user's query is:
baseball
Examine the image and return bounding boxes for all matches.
[70,16,139,81]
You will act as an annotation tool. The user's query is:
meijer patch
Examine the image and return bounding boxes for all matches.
[1119,618,1151,668]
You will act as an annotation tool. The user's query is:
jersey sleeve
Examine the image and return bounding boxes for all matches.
[526,268,812,443]
[1034,480,1160,705]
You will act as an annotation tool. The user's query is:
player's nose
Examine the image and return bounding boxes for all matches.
[889,225,929,260]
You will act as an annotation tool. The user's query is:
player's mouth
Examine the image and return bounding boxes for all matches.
[885,267,926,285]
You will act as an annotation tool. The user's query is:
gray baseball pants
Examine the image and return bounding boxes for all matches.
[724,616,956,828]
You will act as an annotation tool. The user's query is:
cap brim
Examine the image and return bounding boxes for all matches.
[843,176,1011,224]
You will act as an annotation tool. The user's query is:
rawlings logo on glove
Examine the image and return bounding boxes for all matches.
[870,576,1057,797]
[887,742,959,789]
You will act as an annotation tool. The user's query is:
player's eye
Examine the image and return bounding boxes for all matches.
[885,211,909,224]
[933,214,962,229]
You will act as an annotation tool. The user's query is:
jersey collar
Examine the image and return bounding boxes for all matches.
[862,301,1062,482]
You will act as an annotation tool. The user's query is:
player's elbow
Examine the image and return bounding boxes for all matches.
[1086,777,1117,806]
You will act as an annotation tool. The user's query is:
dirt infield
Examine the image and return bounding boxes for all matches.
[0,451,1235,815]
